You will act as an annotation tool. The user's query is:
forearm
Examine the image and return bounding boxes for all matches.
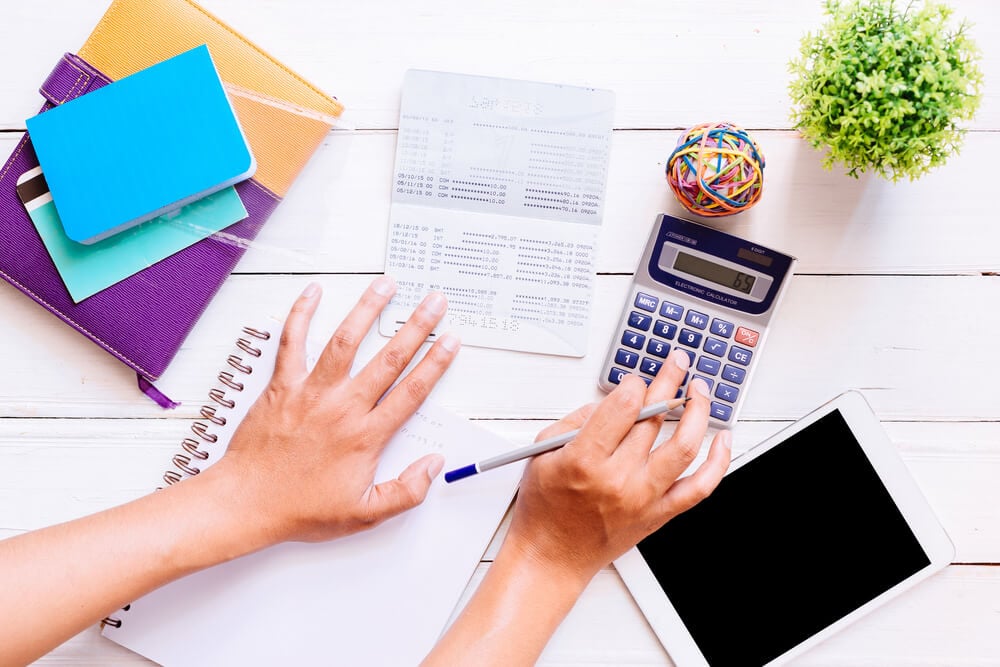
[424,538,593,666]
[0,465,270,666]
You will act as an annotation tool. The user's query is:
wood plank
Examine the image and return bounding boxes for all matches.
[0,274,995,420]
[1,0,997,131]
[2,128,998,274]
[1,419,997,563]
[29,565,1000,666]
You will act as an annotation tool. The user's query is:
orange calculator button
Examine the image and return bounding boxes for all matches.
[735,326,760,347]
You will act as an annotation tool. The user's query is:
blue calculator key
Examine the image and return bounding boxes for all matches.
[634,292,658,312]
[608,367,629,385]
[640,357,663,376]
[615,348,638,369]
[621,331,646,350]
[675,388,685,400]
[627,311,652,331]
[652,320,677,340]
[722,364,747,384]
[680,348,696,367]
[692,374,715,392]
[678,328,703,349]
[703,337,728,357]
[728,346,753,366]
[710,402,733,422]
[640,376,652,386]
[697,356,721,375]
[659,301,683,321]
[715,383,740,403]
[710,318,734,338]
[684,310,709,330]
[646,338,670,358]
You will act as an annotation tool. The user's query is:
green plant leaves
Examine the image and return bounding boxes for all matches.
[788,0,983,180]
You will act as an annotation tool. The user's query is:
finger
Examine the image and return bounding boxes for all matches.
[534,402,599,443]
[615,348,691,462]
[352,291,448,405]
[310,275,396,385]
[370,332,461,438]
[570,374,647,457]
[647,377,713,485]
[363,454,445,525]
[272,282,322,386]
[658,430,731,518]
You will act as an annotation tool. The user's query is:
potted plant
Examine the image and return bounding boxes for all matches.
[788,0,983,181]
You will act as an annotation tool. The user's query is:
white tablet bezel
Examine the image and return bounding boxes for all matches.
[614,390,955,667]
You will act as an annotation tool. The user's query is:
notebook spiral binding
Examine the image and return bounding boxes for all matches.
[101,325,272,630]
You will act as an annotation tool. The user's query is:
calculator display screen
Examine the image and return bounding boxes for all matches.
[672,251,757,294]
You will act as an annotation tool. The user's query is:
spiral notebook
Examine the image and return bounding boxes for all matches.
[102,321,523,665]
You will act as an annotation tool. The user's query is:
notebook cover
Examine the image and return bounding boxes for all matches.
[26,45,255,244]
[0,0,341,387]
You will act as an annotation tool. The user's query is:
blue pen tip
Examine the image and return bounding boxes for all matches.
[444,464,478,483]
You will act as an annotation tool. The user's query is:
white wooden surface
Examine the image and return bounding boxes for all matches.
[1,0,998,664]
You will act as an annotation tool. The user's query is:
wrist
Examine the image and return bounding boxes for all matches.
[498,530,598,596]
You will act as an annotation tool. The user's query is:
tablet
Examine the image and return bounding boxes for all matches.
[615,391,954,667]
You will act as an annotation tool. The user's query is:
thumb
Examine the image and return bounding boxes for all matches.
[366,454,445,523]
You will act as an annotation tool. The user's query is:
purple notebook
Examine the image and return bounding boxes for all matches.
[0,53,288,407]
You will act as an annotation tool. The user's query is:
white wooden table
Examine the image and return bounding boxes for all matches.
[2,1,998,664]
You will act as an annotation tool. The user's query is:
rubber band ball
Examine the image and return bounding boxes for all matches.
[665,122,765,217]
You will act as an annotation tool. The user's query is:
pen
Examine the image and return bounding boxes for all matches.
[444,397,691,483]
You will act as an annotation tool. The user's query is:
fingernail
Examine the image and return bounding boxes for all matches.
[371,275,396,297]
[438,331,461,353]
[427,455,445,480]
[720,430,733,450]
[671,348,690,370]
[302,282,321,298]
[690,377,710,397]
[423,292,447,315]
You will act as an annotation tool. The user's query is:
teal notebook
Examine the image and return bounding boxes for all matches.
[16,166,247,302]
[25,45,255,244]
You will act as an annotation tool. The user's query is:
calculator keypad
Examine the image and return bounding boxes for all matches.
[605,290,767,426]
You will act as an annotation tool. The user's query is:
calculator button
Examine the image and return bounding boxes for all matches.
[640,376,652,386]
[615,349,638,369]
[621,331,646,350]
[722,364,747,384]
[627,311,652,331]
[692,374,715,392]
[675,388,685,400]
[634,293,658,312]
[608,367,629,385]
[685,310,709,330]
[710,402,733,422]
[697,356,722,375]
[710,319,734,338]
[640,357,663,376]
[735,326,760,347]
[646,339,670,358]
[652,320,677,340]
[659,301,683,320]
[678,329,703,349]
[703,337,728,357]
[728,346,753,366]
[715,383,740,403]
[679,349,696,367]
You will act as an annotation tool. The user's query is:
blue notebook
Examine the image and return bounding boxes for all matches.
[26,45,255,245]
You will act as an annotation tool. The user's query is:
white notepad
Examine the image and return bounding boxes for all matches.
[103,321,522,665]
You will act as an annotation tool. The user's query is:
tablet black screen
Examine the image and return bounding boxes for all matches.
[637,410,930,667]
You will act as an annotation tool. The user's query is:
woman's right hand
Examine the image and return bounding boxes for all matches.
[504,348,732,585]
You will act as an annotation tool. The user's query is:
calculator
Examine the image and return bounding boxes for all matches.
[599,214,796,427]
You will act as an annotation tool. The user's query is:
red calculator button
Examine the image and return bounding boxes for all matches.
[735,326,760,347]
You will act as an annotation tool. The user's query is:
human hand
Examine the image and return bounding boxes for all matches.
[504,349,731,584]
[206,277,459,545]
